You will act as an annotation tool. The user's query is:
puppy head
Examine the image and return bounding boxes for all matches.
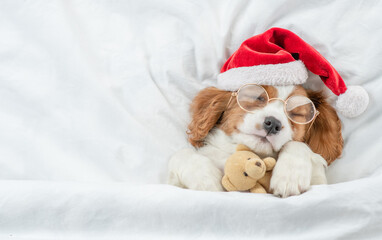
[187,85,343,164]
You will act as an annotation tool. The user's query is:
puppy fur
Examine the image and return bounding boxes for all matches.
[168,85,343,197]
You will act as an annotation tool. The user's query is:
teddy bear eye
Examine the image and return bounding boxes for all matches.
[247,158,251,160]
[243,172,248,177]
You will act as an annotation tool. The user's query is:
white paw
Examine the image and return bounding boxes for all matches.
[168,148,224,192]
[183,165,224,192]
[270,167,311,197]
[310,153,328,185]
[270,142,313,198]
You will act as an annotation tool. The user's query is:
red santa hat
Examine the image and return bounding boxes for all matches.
[217,27,369,118]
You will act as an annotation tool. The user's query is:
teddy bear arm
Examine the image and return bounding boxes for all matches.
[249,182,267,194]
[257,172,272,193]
[263,157,276,171]
[222,175,238,191]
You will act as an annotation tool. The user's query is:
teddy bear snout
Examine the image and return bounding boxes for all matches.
[245,160,265,179]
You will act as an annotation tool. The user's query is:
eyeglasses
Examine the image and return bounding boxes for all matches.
[227,84,319,125]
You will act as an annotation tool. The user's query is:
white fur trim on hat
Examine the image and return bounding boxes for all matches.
[336,85,369,118]
[217,60,308,91]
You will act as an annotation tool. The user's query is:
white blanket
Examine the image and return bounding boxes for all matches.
[1,0,382,239]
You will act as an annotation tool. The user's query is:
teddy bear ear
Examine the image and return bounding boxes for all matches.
[236,144,252,152]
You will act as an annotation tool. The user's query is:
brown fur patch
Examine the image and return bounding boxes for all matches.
[304,90,343,165]
[288,86,309,142]
[290,85,308,97]
[187,87,232,147]
[286,86,343,164]
[262,85,278,99]
[218,99,245,135]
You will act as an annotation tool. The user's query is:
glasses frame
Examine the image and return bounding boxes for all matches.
[226,83,320,125]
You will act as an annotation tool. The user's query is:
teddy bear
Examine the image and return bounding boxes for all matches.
[222,144,276,193]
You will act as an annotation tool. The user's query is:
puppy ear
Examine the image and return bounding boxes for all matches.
[304,90,344,165]
[187,87,231,148]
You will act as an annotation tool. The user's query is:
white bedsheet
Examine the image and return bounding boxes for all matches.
[0,0,381,239]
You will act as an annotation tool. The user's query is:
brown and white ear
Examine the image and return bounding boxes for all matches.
[304,90,344,165]
[187,87,231,148]
[236,144,252,152]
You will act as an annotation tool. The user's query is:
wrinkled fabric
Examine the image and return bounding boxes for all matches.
[0,0,381,239]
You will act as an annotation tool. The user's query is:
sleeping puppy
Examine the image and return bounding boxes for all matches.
[167,27,368,197]
[168,84,343,197]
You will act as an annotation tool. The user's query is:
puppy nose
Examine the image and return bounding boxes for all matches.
[263,116,282,135]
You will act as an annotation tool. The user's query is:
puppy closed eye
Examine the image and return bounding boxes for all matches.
[256,96,266,102]
[290,112,305,117]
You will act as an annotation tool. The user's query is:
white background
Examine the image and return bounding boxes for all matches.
[0,0,381,239]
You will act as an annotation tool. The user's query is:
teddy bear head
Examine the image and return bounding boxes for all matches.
[223,144,276,191]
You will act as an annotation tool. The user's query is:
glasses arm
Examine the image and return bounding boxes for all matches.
[307,111,320,133]
[226,92,237,110]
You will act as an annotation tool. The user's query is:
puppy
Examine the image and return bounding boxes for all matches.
[168,84,343,197]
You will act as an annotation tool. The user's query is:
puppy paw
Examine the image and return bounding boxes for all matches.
[186,166,224,192]
[270,142,313,197]
[168,148,224,192]
[270,169,311,197]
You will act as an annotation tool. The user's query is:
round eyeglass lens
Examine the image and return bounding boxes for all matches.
[285,96,316,124]
[237,85,268,112]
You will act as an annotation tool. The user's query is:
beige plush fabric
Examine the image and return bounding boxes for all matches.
[222,144,276,193]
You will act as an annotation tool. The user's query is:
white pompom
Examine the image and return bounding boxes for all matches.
[336,86,369,118]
